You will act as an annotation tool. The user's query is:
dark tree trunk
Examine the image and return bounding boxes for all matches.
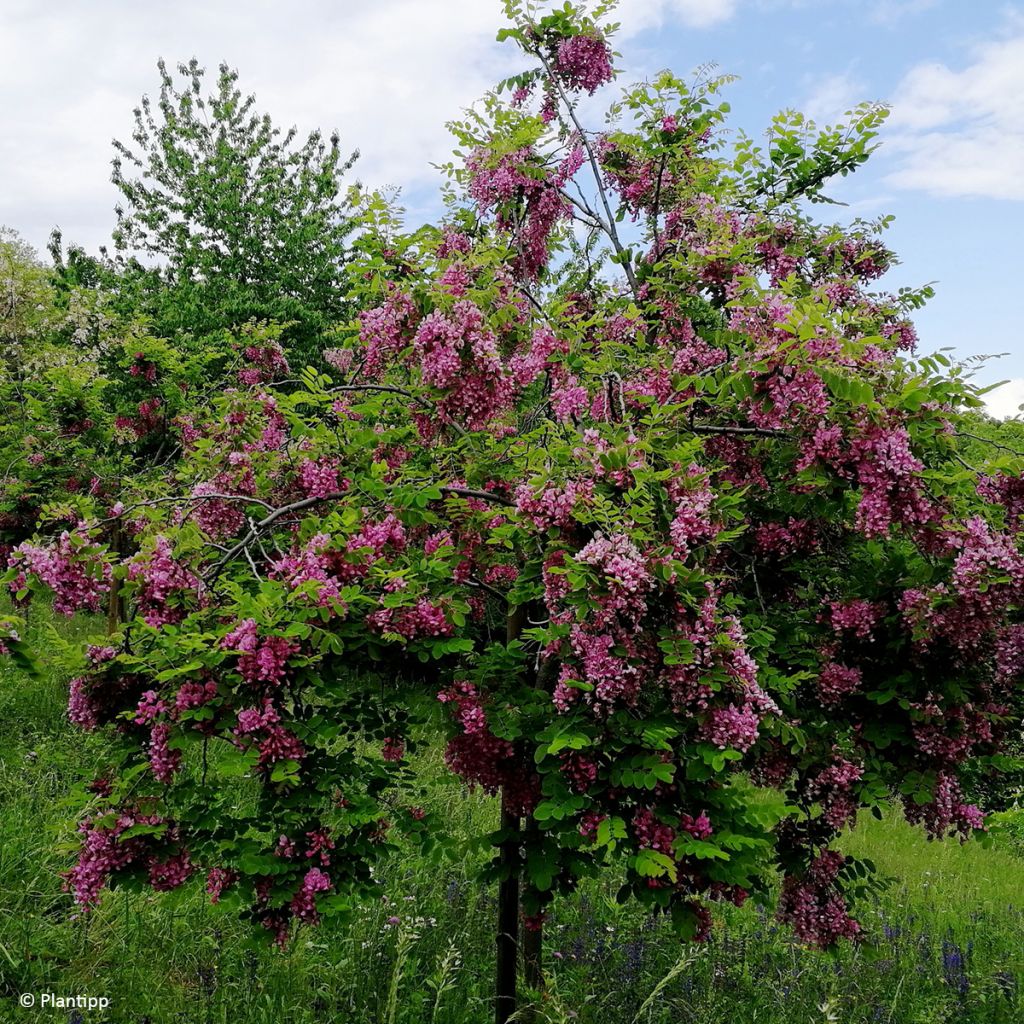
[496,604,528,1024]
[521,817,545,999]
[522,909,543,991]
[495,796,521,1024]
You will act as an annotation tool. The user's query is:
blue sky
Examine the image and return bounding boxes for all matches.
[1,0,1020,409]
[595,0,1024,410]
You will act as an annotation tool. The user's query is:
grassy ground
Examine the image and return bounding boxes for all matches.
[0,610,1022,1023]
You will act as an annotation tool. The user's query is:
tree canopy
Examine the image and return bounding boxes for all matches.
[3,4,1024,1023]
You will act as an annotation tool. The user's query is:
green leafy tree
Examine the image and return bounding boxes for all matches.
[0,227,55,367]
[111,58,359,361]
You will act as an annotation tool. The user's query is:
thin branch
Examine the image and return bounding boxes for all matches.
[955,431,1024,457]
[209,491,352,578]
[97,492,275,525]
[651,151,668,257]
[531,44,640,301]
[561,189,607,232]
[689,423,790,439]
[207,483,514,580]
[467,578,511,605]
[442,486,515,507]
[330,384,468,439]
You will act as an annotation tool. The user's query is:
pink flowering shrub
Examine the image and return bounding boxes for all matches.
[4,7,1022,1008]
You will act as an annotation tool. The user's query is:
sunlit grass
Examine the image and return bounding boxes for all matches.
[0,607,1021,1023]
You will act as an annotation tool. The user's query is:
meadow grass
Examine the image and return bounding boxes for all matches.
[0,609,1021,1023]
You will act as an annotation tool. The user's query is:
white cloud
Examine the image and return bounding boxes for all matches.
[0,0,512,254]
[868,0,939,26]
[885,24,1024,199]
[803,71,869,122]
[0,0,752,257]
[616,0,739,32]
[982,378,1024,419]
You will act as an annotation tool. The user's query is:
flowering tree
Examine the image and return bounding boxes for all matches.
[5,3,1024,1023]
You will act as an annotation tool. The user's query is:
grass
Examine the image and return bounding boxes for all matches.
[0,609,1021,1023]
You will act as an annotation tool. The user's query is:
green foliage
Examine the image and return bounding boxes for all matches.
[110,58,359,362]
[1,630,1023,1023]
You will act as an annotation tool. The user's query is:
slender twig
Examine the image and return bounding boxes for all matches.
[955,431,1024,457]
[97,492,275,525]
[467,578,511,605]
[330,384,468,439]
[651,151,668,257]
[561,190,606,231]
[209,491,352,578]
[208,484,514,580]
[442,486,515,507]
[531,43,640,301]
[690,423,790,439]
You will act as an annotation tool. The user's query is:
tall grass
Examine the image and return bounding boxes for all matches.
[0,607,1021,1022]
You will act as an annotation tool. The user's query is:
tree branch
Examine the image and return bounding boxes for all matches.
[530,44,640,301]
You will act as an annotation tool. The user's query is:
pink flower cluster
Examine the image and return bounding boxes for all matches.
[438,681,535,810]
[701,703,761,753]
[413,300,514,429]
[508,326,567,389]
[778,849,861,947]
[239,341,290,385]
[222,619,298,685]
[149,850,194,891]
[8,530,111,616]
[599,138,669,218]
[467,146,581,278]
[298,458,345,499]
[753,518,818,558]
[632,807,675,855]
[175,679,218,714]
[575,532,654,624]
[976,472,1024,524]
[190,482,245,540]
[550,377,589,422]
[680,812,713,840]
[65,810,165,909]
[515,478,594,532]
[68,676,99,730]
[848,422,932,538]
[381,736,405,762]
[206,867,237,904]
[903,772,985,840]
[149,721,181,783]
[367,599,453,641]
[817,662,863,706]
[271,533,346,609]
[555,631,637,710]
[359,287,418,379]
[290,867,332,925]
[667,467,717,560]
[560,751,598,793]
[126,536,201,628]
[807,754,864,830]
[744,365,830,432]
[951,515,1024,601]
[827,599,883,641]
[553,33,614,94]
[234,701,305,768]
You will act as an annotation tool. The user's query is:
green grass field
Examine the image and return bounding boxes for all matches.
[1,611,1021,1024]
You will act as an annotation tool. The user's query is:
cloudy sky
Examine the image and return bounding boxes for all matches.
[1,0,1021,409]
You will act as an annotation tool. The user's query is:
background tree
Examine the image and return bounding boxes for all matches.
[111,58,359,363]
[0,226,55,368]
